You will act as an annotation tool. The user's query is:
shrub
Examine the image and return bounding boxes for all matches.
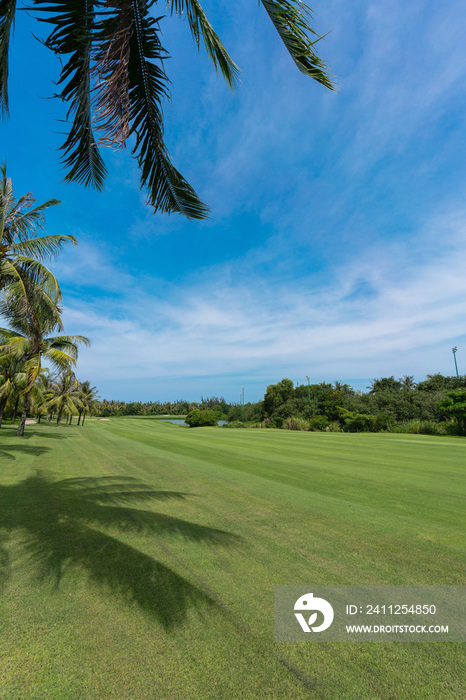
[222,420,246,428]
[185,409,218,427]
[391,423,410,433]
[373,412,396,431]
[308,415,329,431]
[435,389,466,435]
[405,419,443,435]
[325,422,342,432]
[338,408,376,432]
[283,416,309,431]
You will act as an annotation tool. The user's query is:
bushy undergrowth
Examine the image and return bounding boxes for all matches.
[308,415,329,431]
[283,416,309,431]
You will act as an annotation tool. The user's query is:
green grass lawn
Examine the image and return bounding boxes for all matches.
[0,420,464,699]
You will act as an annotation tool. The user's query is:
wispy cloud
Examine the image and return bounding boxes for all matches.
[62,210,466,398]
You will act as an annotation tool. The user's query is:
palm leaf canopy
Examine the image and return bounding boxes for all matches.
[0,165,77,297]
[1,0,334,218]
[0,326,90,385]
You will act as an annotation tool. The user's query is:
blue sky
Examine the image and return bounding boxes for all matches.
[2,0,466,402]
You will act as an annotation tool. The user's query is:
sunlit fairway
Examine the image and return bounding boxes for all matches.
[0,419,464,699]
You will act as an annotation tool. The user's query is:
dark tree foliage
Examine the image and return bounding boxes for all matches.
[185,408,217,427]
[436,389,466,435]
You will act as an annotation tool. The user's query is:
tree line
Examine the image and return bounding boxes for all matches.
[0,167,96,435]
[225,375,466,435]
[94,396,229,419]
[92,375,466,436]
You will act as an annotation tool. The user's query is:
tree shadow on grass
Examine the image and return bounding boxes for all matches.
[0,444,52,460]
[0,472,241,628]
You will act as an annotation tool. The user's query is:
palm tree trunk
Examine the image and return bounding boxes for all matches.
[69,415,73,425]
[11,395,19,424]
[16,391,31,437]
[82,410,86,426]
[77,411,82,426]
[0,395,7,428]
[57,399,65,425]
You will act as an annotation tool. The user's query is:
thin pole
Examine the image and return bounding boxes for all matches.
[306,376,310,403]
[452,347,459,377]
[241,386,244,418]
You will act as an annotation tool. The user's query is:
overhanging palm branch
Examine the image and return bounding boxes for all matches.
[34,0,107,189]
[167,0,240,89]
[260,0,334,89]
[1,0,334,217]
[0,0,16,117]
[96,0,210,218]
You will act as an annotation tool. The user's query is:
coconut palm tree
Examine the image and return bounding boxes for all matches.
[0,352,26,427]
[399,375,416,389]
[33,368,56,423]
[46,371,84,425]
[78,379,99,425]
[0,1,335,218]
[0,279,90,436]
[0,165,77,296]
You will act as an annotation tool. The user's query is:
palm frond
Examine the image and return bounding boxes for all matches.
[167,0,240,89]
[9,257,62,301]
[45,346,78,371]
[47,334,90,349]
[0,164,13,233]
[6,198,62,240]
[0,332,31,357]
[0,257,24,293]
[0,0,16,117]
[11,233,77,260]
[92,0,133,148]
[125,0,209,218]
[33,0,107,189]
[260,0,335,90]
[5,190,36,222]
[0,275,64,337]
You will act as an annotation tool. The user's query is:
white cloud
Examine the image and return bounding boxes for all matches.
[62,209,466,398]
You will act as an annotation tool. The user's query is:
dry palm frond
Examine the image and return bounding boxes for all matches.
[92,0,133,148]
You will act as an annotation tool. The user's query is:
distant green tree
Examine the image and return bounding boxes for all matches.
[399,375,416,389]
[263,379,294,416]
[417,374,466,392]
[368,377,403,394]
[436,389,466,435]
[185,409,217,427]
